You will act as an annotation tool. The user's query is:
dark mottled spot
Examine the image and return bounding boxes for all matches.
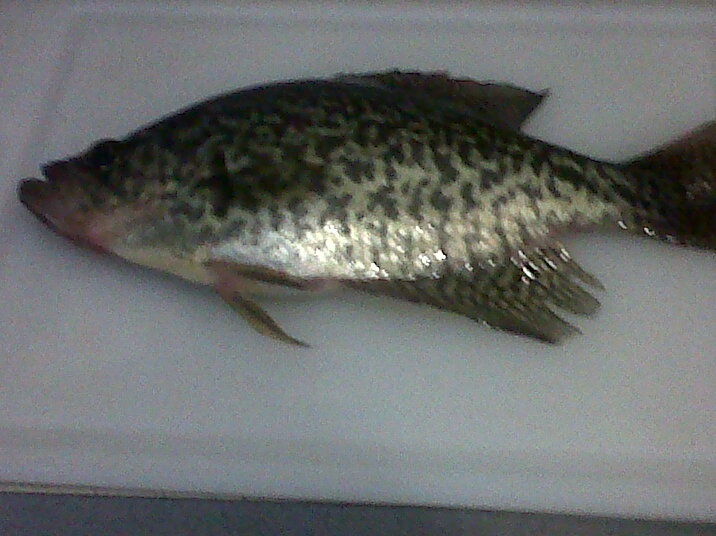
[287,195,301,212]
[285,115,309,132]
[581,178,600,196]
[326,193,352,222]
[211,148,228,173]
[516,221,532,243]
[400,181,411,195]
[370,244,384,261]
[386,143,406,165]
[510,152,526,174]
[172,200,206,222]
[553,162,584,188]
[410,140,427,167]
[282,143,307,165]
[356,125,377,146]
[494,226,508,244]
[545,178,561,198]
[368,185,399,220]
[456,142,472,165]
[250,217,264,236]
[330,208,349,225]
[460,182,476,210]
[594,166,637,204]
[408,193,424,221]
[385,163,397,182]
[327,193,352,210]
[270,205,283,229]
[434,151,459,185]
[479,166,501,190]
[430,189,452,212]
[341,156,375,184]
[302,166,327,195]
[521,183,543,201]
[598,188,615,204]
[288,197,308,220]
[318,135,346,156]
[612,181,638,206]
[227,215,247,233]
[318,211,329,228]
[195,172,235,218]
[491,193,511,211]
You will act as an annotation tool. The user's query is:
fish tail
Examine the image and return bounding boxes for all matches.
[625,120,716,250]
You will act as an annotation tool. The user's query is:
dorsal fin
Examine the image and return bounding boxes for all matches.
[333,70,548,130]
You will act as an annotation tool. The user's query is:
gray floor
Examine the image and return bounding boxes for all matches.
[2,493,714,535]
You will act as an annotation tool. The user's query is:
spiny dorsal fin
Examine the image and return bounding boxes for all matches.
[334,70,548,130]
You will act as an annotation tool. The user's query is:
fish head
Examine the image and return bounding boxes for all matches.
[18,139,166,254]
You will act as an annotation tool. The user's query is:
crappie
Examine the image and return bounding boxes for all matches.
[18,71,715,346]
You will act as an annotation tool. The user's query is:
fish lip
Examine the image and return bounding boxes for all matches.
[18,177,50,214]
[17,178,73,238]
[18,164,112,254]
[18,160,75,217]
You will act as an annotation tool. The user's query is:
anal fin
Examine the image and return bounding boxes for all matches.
[346,245,602,344]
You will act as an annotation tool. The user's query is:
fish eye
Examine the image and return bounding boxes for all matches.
[88,139,121,168]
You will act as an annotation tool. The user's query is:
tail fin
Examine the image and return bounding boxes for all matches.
[626,120,716,250]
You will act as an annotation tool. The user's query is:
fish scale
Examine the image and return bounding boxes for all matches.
[17,71,715,345]
[162,93,622,280]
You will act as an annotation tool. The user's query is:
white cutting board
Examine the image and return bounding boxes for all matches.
[1,1,714,521]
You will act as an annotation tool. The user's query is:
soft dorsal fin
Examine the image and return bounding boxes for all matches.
[334,70,548,130]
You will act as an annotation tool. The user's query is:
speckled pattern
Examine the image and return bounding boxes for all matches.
[17,73,713,343]
[107,80,636,278]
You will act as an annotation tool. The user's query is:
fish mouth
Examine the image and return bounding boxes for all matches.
[18,181,59,233]
[18,161,117,254]
[18,161,74,229]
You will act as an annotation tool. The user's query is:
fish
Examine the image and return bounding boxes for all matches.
[17,70,716,346]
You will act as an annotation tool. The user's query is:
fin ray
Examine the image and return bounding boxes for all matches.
[333,70,548,130]
[211,261,311,347]
[346,245,601,343]
[220,291,309,347]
